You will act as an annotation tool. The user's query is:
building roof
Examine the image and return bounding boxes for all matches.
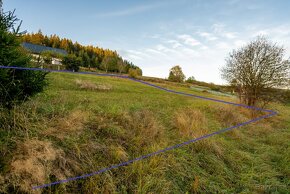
[22,42,68,55]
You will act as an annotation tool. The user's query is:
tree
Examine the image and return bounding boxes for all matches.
[168,65,186,82]
[62,54,81,72]
[128,68,142,78]
[81,52,90,68]
[22,31,143,74]
[100,56,110,72]
[117,60,125,74]
[100,56,118,72]
[0,2,48,109]
[221,36,290,106]
[107,56,118,72]
[41,51,52,64]
[186,76,196,83]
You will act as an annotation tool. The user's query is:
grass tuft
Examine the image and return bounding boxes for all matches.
[174,108,207,138]
[7,139,65,193]
[75,79,112,91]
[174,108,224,158]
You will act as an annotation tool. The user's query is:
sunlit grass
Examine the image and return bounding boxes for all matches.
[0,72,289,193]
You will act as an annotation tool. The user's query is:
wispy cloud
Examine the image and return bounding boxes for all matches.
[198,32,218,41]
[95,2,167,18]
[177,34,201,47]
[167,40,182,48]
[224,32,237,39]
[211,23,238,39]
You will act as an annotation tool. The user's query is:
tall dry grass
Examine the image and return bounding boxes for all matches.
[173,108,224,158]
[42,109,91,140]
[75,79,112,91]
[4,139,75,193]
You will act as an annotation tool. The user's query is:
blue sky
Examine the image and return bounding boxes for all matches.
[3,0,290,84]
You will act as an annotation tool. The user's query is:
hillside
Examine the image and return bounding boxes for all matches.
[0,72,289,193]
[22,31,141,74]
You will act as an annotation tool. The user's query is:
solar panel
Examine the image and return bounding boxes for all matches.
[22,42,68,55]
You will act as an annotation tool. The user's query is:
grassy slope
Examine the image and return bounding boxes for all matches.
[0,72,289,193]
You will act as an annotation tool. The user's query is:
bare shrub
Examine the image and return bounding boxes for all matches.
[221,36,290,106]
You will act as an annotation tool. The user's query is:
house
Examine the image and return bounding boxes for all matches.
[22,42,67,66]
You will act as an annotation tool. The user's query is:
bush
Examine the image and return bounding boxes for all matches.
[62,54,81,72]
[186,76,195,83]
[128,68,142,78]
[168,65,185,83]
[41,51,52,64]
[0,6,48,109]
[211,86,221,92]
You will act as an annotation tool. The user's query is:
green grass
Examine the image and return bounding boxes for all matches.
[0,72,289,193]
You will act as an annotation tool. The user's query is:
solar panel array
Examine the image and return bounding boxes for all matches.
[22,42,68,55]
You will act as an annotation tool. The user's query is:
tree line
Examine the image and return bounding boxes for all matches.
[22,30,142,74]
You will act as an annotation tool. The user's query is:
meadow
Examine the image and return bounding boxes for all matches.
[0,72,289,193]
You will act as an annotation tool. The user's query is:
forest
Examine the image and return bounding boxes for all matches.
[22,30,142,74]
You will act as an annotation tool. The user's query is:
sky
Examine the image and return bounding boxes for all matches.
[3,0,290,84]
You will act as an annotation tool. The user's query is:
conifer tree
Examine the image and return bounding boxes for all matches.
[0,1,47,109]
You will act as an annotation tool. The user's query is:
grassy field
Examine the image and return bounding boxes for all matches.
[0,72,289,193]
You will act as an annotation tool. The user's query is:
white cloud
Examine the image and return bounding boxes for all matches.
[177,34,201,47]
[253,30,269,36]
[156,44,170,52]
[167,40,183,48]
[211,23,238,39]
[216,42,231,50]
[250,24,290,51]
[198,32,218,41]
[121,40,227,84]
[212,23,226,34]
[224,32,237,39]
[145,48,165,55]
[120,23,290,85]
[234,40,246,47]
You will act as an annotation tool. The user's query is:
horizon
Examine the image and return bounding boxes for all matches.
[4,0,290,84]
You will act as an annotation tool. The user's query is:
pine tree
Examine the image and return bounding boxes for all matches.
[0,2,48,109]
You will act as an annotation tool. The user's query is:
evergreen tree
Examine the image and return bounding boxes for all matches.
[0,2,48,109]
